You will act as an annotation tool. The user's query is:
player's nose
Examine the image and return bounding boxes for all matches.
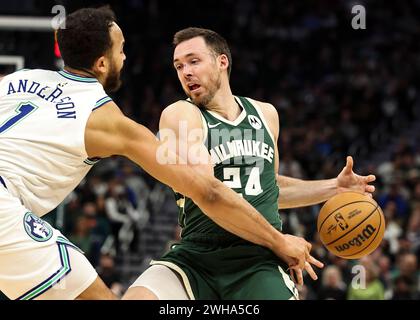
[182,64,193,78]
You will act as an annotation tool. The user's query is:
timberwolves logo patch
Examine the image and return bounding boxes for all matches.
[248,115,262,129]
[23,212,53,242]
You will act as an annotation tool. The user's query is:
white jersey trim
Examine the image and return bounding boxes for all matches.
[150,260,195,300]
[206,96,247,126]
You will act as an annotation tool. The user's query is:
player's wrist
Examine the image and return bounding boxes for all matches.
[270,231,286,254]
[333,177,340,193]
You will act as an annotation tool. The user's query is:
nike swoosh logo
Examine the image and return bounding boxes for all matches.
[208,122,221,128]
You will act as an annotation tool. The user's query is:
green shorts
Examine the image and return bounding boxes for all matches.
[152,236,299,300]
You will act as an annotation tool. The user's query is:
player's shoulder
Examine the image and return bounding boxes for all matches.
[247,97,278,119]
[1,68,34,80]
[4,68,69,82]
[162,99,201,119]
[160,99,203,129]
[164,99,197,111]
[0,68,45,87]
[13,68,52,76]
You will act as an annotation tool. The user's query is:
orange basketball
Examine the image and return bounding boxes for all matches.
[317,191,385,259]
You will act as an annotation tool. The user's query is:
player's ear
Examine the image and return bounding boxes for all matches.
[218,54,229,72]
[92,55,108,76]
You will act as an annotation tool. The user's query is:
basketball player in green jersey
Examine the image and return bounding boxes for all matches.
[123,28,376,300]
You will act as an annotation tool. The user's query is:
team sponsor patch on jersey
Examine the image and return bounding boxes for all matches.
[247,115,262,129]
[23,212,53,242]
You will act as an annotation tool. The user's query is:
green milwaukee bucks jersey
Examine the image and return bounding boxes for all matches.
[175,96,281,243]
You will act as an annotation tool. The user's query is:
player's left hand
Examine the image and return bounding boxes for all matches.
[289,256,324,286]
[281,254,324,286]
[336,156,376,197]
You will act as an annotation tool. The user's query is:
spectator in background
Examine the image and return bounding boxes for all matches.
[104,178,140,255]
[383,200,404,255]
[296,284,316,300]
[121,163,150,209]
[318,265,347,300]
[391,253,419,299]
[86,201,112,267]
[121,163,151,230]
[279,153,304,179]
[377,255,393,298]
[327,254,354,286]
[96,254,123,298]
[412,182,420,208]
[379,181,410,219]
[407,204,420,257]
[68,202,98,261]
[392,276,416,300]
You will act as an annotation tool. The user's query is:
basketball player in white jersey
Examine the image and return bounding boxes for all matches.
[0,7,317,300]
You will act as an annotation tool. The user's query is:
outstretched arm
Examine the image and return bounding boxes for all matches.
[250,98,376,210]
[277,156,376,209]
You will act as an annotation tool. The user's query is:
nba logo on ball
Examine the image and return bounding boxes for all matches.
[317,192,385,259]
[23,212,53,242]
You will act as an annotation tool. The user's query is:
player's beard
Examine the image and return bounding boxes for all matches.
[104,61,122,93]
[187,72,222,108]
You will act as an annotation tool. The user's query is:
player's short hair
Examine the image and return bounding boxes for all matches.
[173,27,232,77]
[57,6,116,70]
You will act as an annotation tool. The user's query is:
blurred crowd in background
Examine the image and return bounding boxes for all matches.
[1,0,420,299]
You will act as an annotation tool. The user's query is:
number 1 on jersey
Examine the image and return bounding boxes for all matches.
[0,102,37,134]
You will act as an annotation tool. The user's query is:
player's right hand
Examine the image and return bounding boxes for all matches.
[275,234,324,284]
[276,234,311,269]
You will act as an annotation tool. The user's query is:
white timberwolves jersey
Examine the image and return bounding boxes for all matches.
[0,69,111,216]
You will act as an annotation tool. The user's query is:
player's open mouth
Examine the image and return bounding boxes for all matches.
[188,84,201,92]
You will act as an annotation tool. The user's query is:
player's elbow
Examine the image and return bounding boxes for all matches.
[186,175,221,209]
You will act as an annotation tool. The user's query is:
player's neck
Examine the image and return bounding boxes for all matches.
[64,66,97,79]
[206,86,240,121]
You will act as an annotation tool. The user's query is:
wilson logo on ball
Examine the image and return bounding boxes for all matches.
[335,224,376,252]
